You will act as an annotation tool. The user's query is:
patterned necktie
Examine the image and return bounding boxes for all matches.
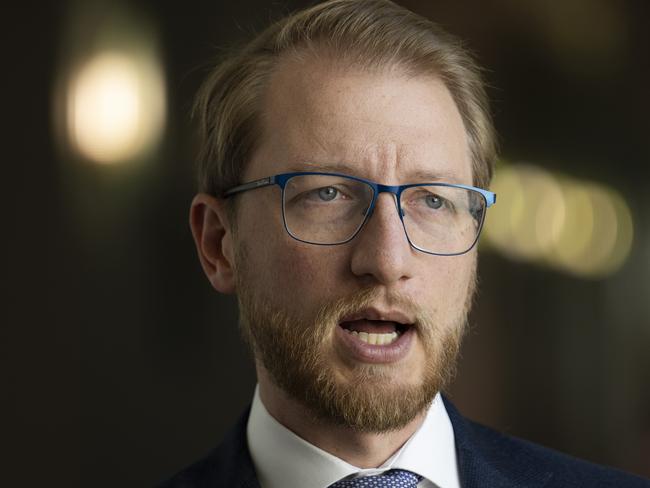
[329,469,422,487]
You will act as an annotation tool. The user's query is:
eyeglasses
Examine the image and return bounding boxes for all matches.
[223,171,496,256]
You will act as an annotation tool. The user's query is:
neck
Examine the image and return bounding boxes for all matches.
[257,367,427,468]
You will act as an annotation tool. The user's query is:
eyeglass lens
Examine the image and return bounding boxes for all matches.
[282,174,485,254]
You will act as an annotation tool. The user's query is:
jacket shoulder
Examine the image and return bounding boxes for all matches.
[464,417,649,487]
[156,409,260,488]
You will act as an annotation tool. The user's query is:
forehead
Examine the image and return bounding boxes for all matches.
[248,56,472,185]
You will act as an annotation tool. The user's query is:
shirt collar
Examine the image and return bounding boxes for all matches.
[390,393,461,488]
[246,385,460,488]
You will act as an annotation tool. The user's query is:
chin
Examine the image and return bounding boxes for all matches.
[335,358,423,385]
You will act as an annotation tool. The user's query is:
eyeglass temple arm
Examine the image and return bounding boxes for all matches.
[222,176,275,198]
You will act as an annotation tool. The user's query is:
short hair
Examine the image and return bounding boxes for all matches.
[193,0,497,198]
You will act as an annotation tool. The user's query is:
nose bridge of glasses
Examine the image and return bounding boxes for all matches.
[373,183,404,218]
[361,183,405,228]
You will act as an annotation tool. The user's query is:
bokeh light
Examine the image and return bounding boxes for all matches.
[55,4,166,166]
[67,51,165,164]
[484,163,634,278]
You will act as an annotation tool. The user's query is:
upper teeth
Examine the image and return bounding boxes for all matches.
[346,330,399,345]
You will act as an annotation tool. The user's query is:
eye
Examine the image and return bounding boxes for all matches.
[425,194,443,209]
[318,186,338,201]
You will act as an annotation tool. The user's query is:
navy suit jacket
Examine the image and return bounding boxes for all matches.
[159,397,649,487]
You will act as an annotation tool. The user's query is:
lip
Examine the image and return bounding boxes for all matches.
[339,307,415,326]
[334,323,415,364]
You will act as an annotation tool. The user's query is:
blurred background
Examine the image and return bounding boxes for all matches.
[3,0,649,485]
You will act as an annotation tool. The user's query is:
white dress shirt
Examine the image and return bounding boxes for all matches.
[246,385,461,488]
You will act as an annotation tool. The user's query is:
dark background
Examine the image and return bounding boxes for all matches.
[3,0,649,486]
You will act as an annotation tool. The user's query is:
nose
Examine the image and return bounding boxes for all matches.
[349,192,414,285]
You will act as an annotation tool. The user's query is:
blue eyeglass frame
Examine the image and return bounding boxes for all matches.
[223,171,497,256]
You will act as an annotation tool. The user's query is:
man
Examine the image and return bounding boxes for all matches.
[161,0,649,486]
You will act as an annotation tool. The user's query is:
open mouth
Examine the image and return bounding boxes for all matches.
[339,319,412,346]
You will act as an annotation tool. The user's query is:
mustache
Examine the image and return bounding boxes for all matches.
[314,287,431,331]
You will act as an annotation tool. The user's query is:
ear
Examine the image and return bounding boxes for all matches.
[189,193,237,294]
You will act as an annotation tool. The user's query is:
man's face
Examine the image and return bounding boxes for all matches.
[232,57,477,432]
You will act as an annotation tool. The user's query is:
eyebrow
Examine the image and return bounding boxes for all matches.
[284,161,463,184]
[408,169,463,184]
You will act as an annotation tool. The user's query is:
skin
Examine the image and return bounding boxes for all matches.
[190,56,477,468]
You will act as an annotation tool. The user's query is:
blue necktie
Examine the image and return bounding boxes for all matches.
[329,469,422,487]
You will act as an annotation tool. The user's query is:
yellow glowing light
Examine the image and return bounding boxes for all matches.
[511,165,564,260]
[575,184,619,276]
[484,164,565,261]
[535,175,566,262]
[483,162,634,278]
[560,184,634,277]
[483,165,525,258]
[547,181,594,269]
[606,190,634,274]
[67,51,165,164]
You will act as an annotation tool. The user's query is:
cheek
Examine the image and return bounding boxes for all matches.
[419,254,476,310]
[239,206,345,308]
[273,244,346,303]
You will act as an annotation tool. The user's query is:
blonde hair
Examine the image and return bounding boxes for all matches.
[193,0,497,197]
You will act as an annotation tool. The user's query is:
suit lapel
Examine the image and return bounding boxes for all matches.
[443,396,554,488]
[219,407,261,488]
